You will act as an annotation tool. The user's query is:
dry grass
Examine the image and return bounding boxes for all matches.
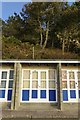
[2,39,80,59]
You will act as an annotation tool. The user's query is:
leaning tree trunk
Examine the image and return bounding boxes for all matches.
[42,21,49,49]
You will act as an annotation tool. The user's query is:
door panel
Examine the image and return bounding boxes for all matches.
[68,71,78,101]
[30,70,48,101]
[62,70,78,102]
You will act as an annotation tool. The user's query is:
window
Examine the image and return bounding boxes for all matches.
[49,81,56,89]
[0,70,14,101]
[23,70,30,79]
[48,69,56,89]
[9,70,14,79]
[32,80,38,88]
[49,70,55,79]
[62,70,67,89]
[0,81,6,88]
[32,71,38,79]
[40,71,46,89]
[23,70,30,89]
[70,81,75,89]
[2,71,7,79]
[62,81,67,89]
[78,71,80,89]
[62,71,67,79]
[77,72,80,80]
[69,72,75,79]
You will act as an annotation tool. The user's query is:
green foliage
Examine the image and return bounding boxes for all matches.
[2,2,80,59]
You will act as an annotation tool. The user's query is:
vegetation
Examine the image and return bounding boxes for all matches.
[1,2,80,59]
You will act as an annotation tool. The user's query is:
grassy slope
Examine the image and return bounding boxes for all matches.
[2,40,80,59]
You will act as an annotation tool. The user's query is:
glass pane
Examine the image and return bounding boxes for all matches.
[23,81,30,88]
[49,81,55,88]
[69,72,75,79]
[9,70,14,79]
[78,81,80,89]
[32,81,38,88]
[41,81,46,88]
[1,71,7,79]
[62,81,67,88]
[62,71,67,79]
[70,81,75,88]
[41,72,46,79]
[23,70,30,79]
[77,72,80,80]
[32,71,38,79]
[0,81,6,88]
[8,80,13,88]
[49,70,55,79]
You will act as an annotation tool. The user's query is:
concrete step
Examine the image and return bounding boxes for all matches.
[18,103,58,111]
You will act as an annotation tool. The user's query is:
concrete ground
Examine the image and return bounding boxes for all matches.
[1,103,80,120]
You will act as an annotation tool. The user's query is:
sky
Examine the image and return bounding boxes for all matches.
[1,1,75,21]
[2,2,30,20]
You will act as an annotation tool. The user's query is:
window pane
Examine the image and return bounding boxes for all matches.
[70,81,75,88]
[49,81,56,88]
[62,71,67,79]
[77,72,80,80]
[23,70,30,79]
[62,81,67,88]
[49,70,55,79]
[41,72,46,79]
[23,81,30,88]
[41,81,46,88]
[0,81,6,88]
[69,72,75,79]
[78,81,80,89]
[32,80,38,88]
[32,71,38,79]
[1,72,7,79]
[8,80,13,88]
[9,70,14,79]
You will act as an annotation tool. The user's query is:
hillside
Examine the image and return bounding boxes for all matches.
[2,37,80,59]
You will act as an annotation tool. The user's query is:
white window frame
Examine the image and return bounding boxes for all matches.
[0,69,14,102]
[62,69,79,103]
[21,69,57,103]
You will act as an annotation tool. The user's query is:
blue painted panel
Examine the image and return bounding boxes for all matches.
[79,90,80,98]
[32,90,38,98]
[7,90,12,101]
[0,90,5,98]
[70,90,76,98]
[40,90,46,98]
[22,90,29,101]
[49,90,56,101]
[63,90,68,101]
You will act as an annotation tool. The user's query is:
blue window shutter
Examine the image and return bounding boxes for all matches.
[63,90,68,101]
[22,90,29,101]
[49,90,56,101]
[40,90,46,98]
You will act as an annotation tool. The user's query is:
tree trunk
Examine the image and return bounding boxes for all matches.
[38,19,43,48]
[40,30,43,48]
[62,39,65,55]
[52,40,54,48]
[42,21,49,49]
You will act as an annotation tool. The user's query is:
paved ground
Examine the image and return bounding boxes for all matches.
[1,103,80,120]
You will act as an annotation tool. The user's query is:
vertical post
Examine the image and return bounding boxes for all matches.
[15,63,22,110]
[11,63,17,110]
[57,63,63,110]
[33,46,34,59]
